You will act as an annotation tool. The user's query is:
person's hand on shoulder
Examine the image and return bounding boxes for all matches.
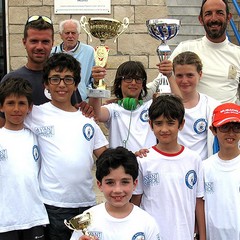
[135,148,149,158]
[76,101,95,119]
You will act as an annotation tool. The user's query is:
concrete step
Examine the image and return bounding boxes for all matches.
[166,0,201,6]
[168,6,201,15]
[178,24,204,35]
[167,15,201,24]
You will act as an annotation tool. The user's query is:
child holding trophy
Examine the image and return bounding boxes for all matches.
[89,60,157,153]
[69,147,160,240]
[171,51,220,159]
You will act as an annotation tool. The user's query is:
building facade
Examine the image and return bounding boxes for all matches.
[4,0,168,86]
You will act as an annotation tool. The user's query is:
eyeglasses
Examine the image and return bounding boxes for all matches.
[218,123,240,133]
[48,76,75,85]
[26,15,53,25]
[122,76,144,84]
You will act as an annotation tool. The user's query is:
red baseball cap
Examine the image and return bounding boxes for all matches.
[212,103,240,127]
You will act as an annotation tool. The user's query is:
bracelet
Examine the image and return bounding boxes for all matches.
[194,233,200,240]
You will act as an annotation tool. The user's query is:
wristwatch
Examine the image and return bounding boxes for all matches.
[194,233,200,240]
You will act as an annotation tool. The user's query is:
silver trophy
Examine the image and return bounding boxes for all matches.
[146,19,180,94]
[80,16,129,98]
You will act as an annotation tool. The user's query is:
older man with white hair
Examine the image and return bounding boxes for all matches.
[51,19,106,101]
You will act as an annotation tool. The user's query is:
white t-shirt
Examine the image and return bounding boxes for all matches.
[104,100,156,153]
[0,128,49,232]
[203,153,240,239]
[24,102,108,208]
[169,36,240,103]
[178,93,219,160]
[70,203,160,240]
[134,146,204,240]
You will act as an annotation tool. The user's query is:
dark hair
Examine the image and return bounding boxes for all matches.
[112,61,148,100]
[42,53,81,86]
[173,51,203,74]
[0,77,33,106]
[199,0,229,17]
[24,18,54,40]
[149,95,185,125]
[96,147,139,182]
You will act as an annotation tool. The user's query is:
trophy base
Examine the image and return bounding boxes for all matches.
[156,74,171,94]
[87,88,111,98]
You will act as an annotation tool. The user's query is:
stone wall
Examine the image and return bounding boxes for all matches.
[7,0,168,86]
[7,1,239,86]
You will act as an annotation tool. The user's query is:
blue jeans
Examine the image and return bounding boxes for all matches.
[44,204,92,240]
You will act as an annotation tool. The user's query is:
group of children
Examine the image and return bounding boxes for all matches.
[0,48,240,240]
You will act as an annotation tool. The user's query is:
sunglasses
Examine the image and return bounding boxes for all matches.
[218,123,240,133]
[26,15,52,25]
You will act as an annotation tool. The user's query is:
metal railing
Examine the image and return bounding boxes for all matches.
[228,0,240,45]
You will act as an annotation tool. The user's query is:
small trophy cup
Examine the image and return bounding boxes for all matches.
[64,212,91,236]
[146,19,180,94]
[80,16,129,98]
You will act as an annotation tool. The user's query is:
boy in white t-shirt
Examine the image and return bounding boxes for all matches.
[70,147,160,240]
[203,103,240,239]
[24,53,108,240]
[89,61,157,153]
[0,78,49,239]
[131,95,206,240]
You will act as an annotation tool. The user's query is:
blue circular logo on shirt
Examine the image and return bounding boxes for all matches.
[193,118,207,134]
[132,232,145,240]
[140,109,149,122]
[83,123,94,141]
[185,170,197,189]
[32,145,40,161]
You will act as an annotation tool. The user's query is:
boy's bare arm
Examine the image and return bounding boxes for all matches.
[168,75,182,99]
[195,197,206,240]
[131,194,142,207]
[93,146,108,159]
[88,98,110,122]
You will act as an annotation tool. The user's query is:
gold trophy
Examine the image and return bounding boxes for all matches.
[64,212,92,236]
[80,16,129,98]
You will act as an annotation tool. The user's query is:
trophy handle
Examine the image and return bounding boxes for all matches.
[64,219,76,231]
[80,16,93,42]
[113,17,129,43]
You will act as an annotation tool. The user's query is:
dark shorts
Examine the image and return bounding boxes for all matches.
[44,204,92,240]
[0,226,45,240]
